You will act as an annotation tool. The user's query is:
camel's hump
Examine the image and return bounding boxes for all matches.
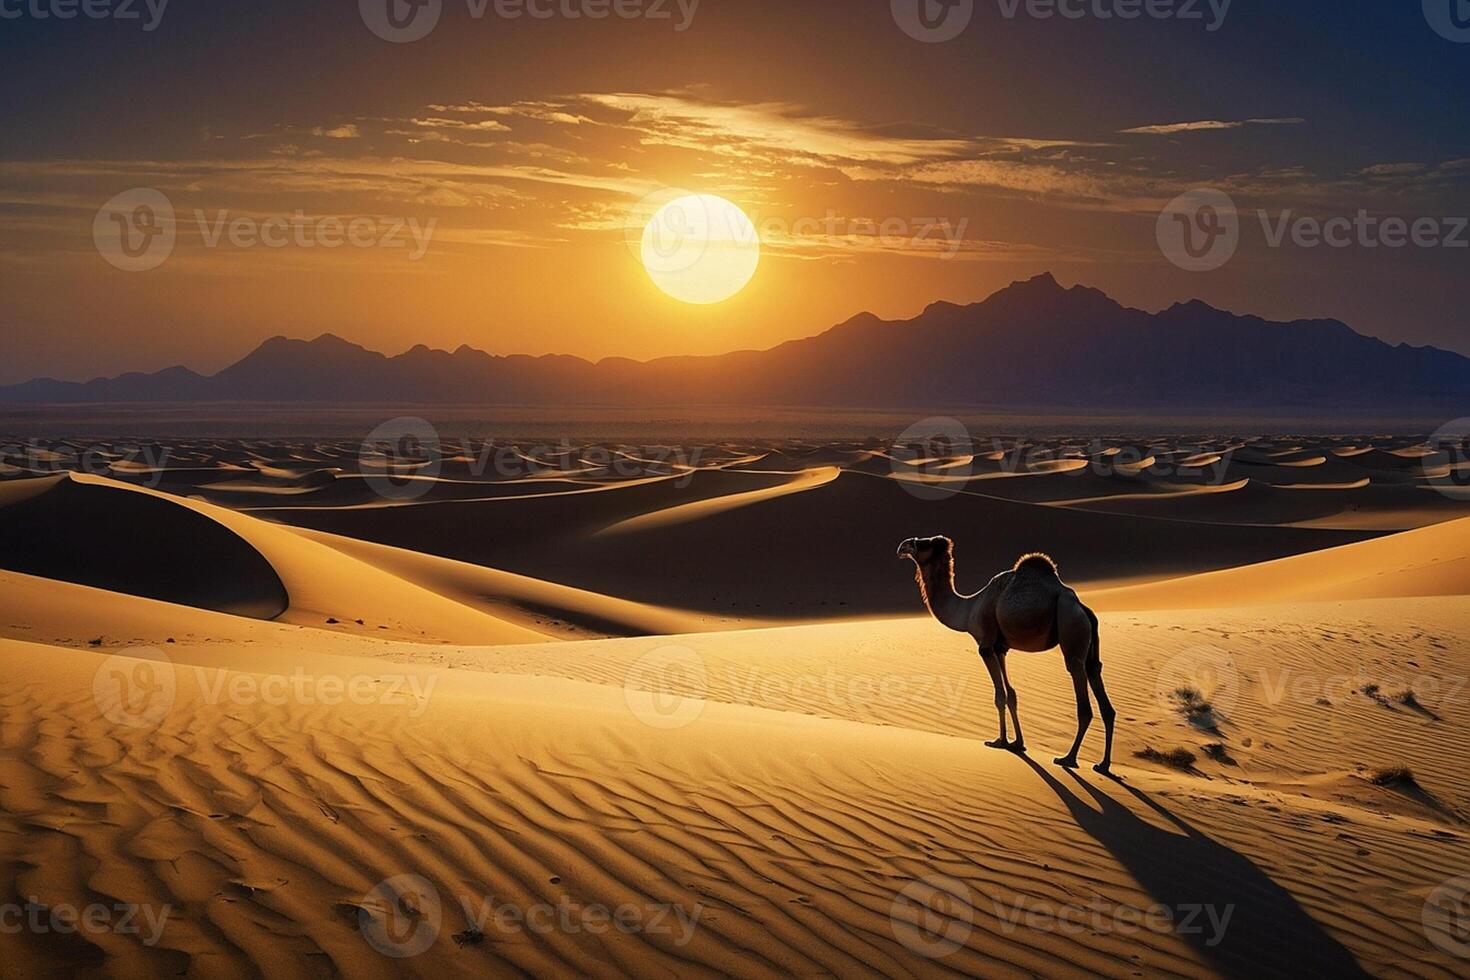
[1012,552,1059,577]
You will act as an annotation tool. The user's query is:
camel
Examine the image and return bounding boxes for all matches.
[897,536,1115,774]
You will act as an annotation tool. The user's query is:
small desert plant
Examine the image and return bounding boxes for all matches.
[1360,683,1391,706]
[1171,686,1220,730]
[1201,742,1236,765]
[1174,685,1204,705]
[1135,746,1197,770]
[1367,766,1416,788]
[1393,689,1442,717]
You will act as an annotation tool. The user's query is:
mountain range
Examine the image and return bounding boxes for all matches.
[5,273,1468,412]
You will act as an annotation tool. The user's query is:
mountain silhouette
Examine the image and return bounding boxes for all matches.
[5,273,1467,411]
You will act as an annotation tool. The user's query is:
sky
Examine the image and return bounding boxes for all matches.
[0,0,1466,384]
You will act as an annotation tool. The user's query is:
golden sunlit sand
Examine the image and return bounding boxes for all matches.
[1,435,1467,976]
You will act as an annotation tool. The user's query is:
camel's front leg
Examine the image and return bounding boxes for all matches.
[979,649,1014,750]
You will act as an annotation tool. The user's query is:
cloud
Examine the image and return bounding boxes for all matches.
[1120,117,1304,136]
[428,101,595,126]
[0,156,651,204]
[1359,162,1426,176]
[386,117,514,147]
[311,124,362,139]
[405,117,512,133]
[577,92,980,166]
[868,157,1172,211]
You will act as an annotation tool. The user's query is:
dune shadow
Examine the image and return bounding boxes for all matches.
[1021,756,1368,978]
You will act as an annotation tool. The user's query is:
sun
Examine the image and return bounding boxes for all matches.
[640,194,760,305]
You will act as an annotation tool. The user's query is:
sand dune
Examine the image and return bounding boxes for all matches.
[0,567,448,656]
[1061,478,1470,530]
[0,474,288,619]
[2,434,1468,976]
[1,589,1466,976]
[202,474,599,510]
[273,467,1380,617]
[296,528,752,639]
[1092,515,1470,610]
[91,473,552,644]
[0,472,745,645]
[592,465,840,537]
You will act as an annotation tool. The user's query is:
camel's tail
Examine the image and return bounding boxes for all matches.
[1085,606,1100,672]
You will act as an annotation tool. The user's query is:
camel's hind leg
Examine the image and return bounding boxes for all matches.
[1084,608,1116,774]
[996,652,1025,752]
[1054,599,1096,769]
[1054,661,1092,769]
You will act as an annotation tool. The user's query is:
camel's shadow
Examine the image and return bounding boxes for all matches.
[1021,756,1368,978]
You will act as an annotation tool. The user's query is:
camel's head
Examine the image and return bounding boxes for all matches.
[896,535,951,566]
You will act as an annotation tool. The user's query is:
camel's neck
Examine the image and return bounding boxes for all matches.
[916,555,970,632]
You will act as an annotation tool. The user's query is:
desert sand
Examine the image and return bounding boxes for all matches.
[0,433,1467,977]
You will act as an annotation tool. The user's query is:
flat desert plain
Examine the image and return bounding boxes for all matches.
[2,433,1469,977]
